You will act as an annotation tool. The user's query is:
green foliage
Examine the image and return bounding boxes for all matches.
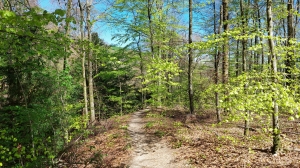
[173,121,183,128]
[0,8,85,167]
[93,39,141,117]
[142,57,181,106]
[119,124,129,130]
[154,130,166,138]
[204,67,300,133]
[145,122,154,129]
[172,140,182,148]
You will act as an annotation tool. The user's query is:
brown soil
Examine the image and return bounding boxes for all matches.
[59,107,300,168]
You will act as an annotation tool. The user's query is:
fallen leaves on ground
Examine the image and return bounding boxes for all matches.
[60,107,300,167]
[59,115,131,168]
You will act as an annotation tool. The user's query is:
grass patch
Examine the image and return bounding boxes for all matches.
[145,121,154,128]
[154,130,166,138]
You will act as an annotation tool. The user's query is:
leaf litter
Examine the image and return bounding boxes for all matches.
[60,107,300,167]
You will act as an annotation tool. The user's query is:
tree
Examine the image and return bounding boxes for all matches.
[147,0,155,58]
[222,0,229,85]
[188,0,194,114]
[78,0,88,123]
[86,0,95,124]
[286,0,295,86]
[240,0,250,136]
[222,0,229,115]
[0,6,84,166]
[266,0,280,155]
[214,0,221,123]
[64,0,72,70]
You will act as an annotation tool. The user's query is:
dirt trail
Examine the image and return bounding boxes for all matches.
[128,109,188,168]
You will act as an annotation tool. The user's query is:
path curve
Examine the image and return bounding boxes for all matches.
[128,109,188,168]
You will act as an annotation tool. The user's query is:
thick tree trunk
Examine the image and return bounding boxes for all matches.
[188,0,194,114]
[87,0,95,124]
[267,0,280,155]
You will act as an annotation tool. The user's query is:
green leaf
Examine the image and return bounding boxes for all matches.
[54,9,65,17]
[0,10,16,18]
[14,153,21,158]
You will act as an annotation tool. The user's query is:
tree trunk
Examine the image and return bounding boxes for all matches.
[222,0,229,85]
[286,0,294,86]
[137,33,146,109]
[294,0,299,38]
[267,0,280,154]
[255,0,264,70]
[78,0,88,124]
[214,1,221,123]
[236,39,240,77]
[63,0,72,145]
[63,0,71,71]
[222,0,229,114]
[188,0,194,114]
[240,0,250,136]
[87,0,95,124]
[147,0,155,58]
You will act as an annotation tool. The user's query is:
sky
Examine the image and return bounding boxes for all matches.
[37,0,205,47]
[38,0,122,46]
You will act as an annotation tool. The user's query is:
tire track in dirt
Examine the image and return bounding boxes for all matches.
[128,109,188,168]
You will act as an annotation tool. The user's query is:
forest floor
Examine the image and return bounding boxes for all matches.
[60,107,300,168]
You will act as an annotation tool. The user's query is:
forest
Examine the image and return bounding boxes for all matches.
[1,0,300,167]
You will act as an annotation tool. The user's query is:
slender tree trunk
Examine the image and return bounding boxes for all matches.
[256,0,264,70]
[222,0,229,84]
[63,0,72,145]
[214,1,221,123]
[222,0,229,114]
[188,0,194,114]
[249,39,253,70]
[267,0,280,154]
[87,0,95,124]
[78,0,88,124]
[63,0,71,71]
[236,39,240,77]
[254,28,259,68]
[147,0,155,58]
[240,0,250,136]
[137,33,146,109]
[119,77,123,115]
[294,0,299,37]
[286,0,294,86]
[253,4,259,69]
